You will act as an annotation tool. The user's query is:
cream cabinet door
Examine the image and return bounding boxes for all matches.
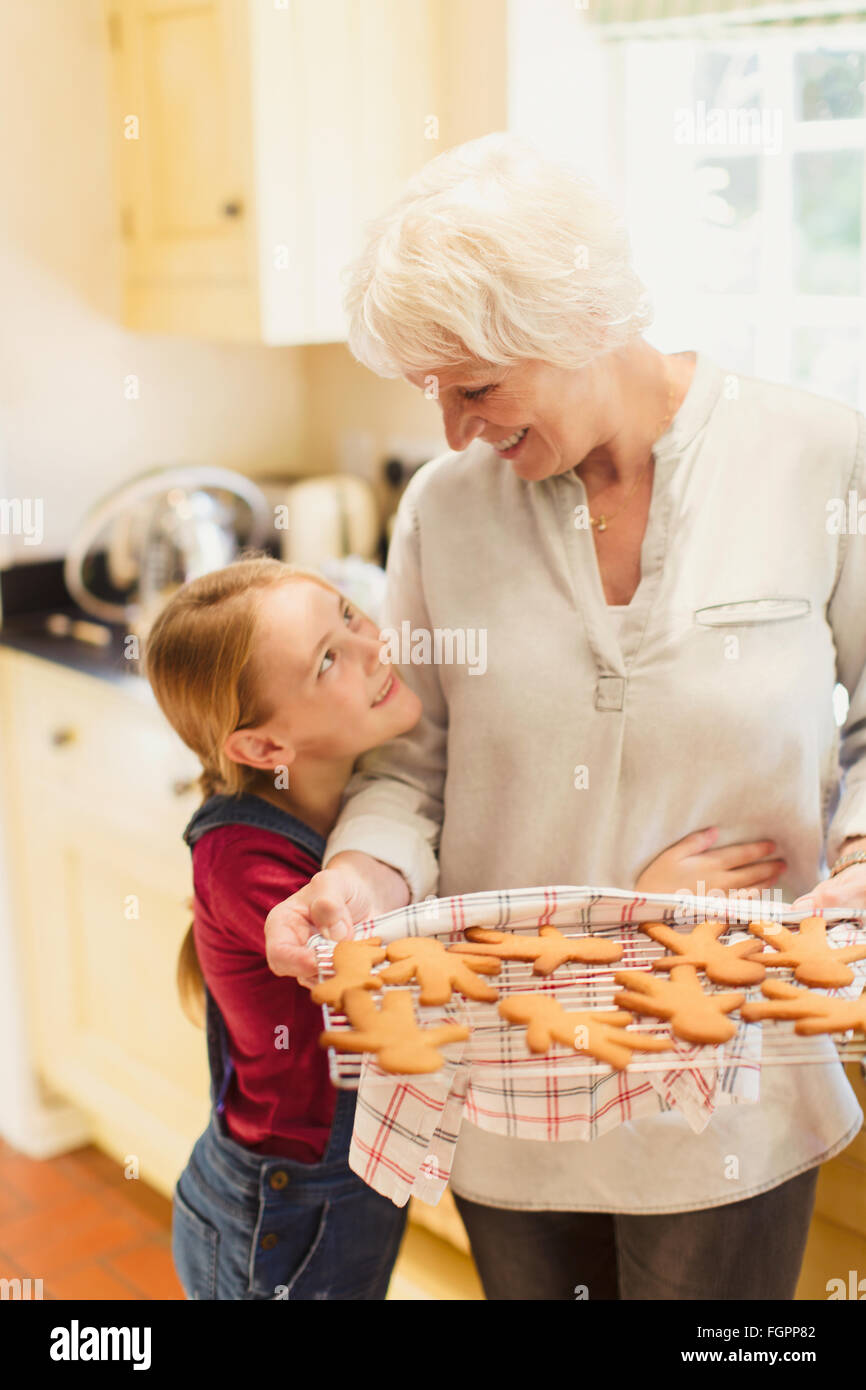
[105,0,443,342]
[108,0,259,336]
[0,652,210,1196]
[16,797,211,1195]
[251,0,438,344]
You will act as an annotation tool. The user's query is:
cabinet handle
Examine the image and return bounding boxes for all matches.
[220,199,243,218]
[172,777,199,797]
[50,727,77,747]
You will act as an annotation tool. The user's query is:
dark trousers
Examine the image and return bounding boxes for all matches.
[453,1165,820,1300]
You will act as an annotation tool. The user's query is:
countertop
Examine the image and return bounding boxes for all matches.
[0,610,145,691]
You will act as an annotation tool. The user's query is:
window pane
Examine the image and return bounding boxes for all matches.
[694,157,761,293]
[694,49,762,112]
[795,49,866,121]
[791,325,862,408]
[793,151,862,295]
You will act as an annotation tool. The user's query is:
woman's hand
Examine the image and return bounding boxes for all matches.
[635,826,786,898]
[264,851,411,987]
[791,837,866,915]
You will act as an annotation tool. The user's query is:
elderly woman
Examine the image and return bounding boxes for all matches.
[266,134,866,1300]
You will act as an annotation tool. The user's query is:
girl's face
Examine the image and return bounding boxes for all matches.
[247,579,422,764]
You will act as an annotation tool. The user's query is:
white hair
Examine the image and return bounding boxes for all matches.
[343,132,654,378]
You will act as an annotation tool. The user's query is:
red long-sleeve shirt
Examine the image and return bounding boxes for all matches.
[190,825,336,1163]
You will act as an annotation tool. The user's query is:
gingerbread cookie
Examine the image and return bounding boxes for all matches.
[310,937,386,1008]
[380,936,501,1005]
[614,964,745,1045]
[741,978,866,1036]
[749,916,866,988]
[449,925,622,976]
[498,993,672,1070]
[319,988,469,1074]
[645,919,766,986]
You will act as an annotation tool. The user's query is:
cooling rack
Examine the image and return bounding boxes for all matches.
[311,897,866,1089]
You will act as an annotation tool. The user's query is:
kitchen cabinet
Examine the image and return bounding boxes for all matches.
[106,0,257,337]
[104,0,441,343]
[408,1188,470,1254]
[0,648,210,1194]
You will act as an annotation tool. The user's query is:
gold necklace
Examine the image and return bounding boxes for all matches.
[588,360,676,533]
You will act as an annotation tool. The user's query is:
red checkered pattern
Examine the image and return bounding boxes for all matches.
[314,886,864,1208]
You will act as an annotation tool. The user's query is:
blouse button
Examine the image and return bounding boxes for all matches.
[269,1170,289,1191]
[261,1232,279,1250]
[595,676,625,712]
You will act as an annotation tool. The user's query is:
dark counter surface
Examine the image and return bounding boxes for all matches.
[0,558,143,689]
[0,609,143,688]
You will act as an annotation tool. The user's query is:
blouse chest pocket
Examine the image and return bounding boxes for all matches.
[688,594,825,708]
[693,597,812,627]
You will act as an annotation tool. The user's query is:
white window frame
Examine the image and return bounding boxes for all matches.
[618,22,866,406]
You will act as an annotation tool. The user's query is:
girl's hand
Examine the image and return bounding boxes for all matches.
[264,851,410,987]
[635,826,786,898]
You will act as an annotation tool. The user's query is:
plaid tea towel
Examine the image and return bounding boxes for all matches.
[317,886,863,1208]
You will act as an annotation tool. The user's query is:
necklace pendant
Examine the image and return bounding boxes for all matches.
[596,515,607,532]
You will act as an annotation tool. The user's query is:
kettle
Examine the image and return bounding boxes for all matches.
[265,474,381,566]
[138,487,241,614]
[64,466,273,627]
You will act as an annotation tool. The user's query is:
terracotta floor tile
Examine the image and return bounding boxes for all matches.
[0,1141,183,1300]
[0,1247,35,1280]
[1,1194,142,1272]
[56,1146,132,1191]
[93,1188,171,1239]
[53,1149,173,1234]
[0,1182,28,1222]
[115,1183,172,1230]
[44,1262,141,1301]
[0,1192,108,1256]
[107,1243,185,1301]
[33,1218,147,1277]
[0,1154,86,1210]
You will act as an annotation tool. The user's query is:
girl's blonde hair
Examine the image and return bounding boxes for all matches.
[142,553,339,1028]
[343,131,653,379]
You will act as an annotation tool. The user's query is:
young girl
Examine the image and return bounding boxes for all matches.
[144,554,422,1301]
[145,554,786,1300]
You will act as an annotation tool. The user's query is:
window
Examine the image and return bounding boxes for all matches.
[621,25,866,408]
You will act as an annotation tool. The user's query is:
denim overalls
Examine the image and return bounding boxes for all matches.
[172,793,407,1300]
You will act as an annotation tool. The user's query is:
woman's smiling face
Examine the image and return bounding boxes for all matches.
[248,580,421,763]
[406,357,605,481]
